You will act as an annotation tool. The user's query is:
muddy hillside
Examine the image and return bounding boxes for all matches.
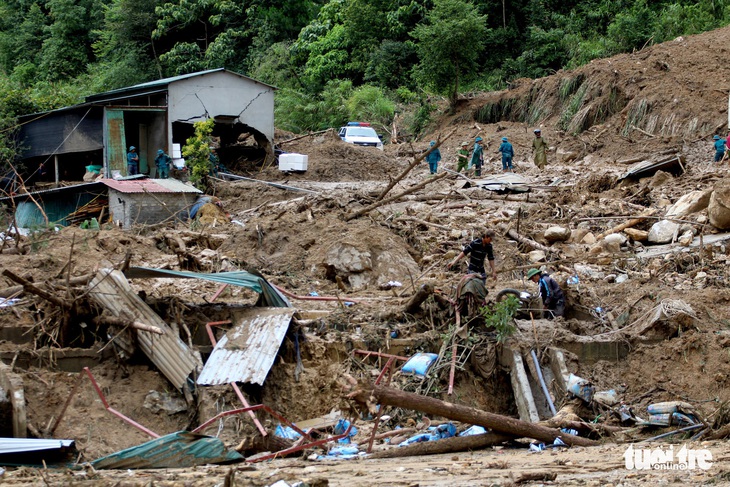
[3,24,730,487]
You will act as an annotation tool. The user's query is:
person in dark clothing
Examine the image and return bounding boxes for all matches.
[155,149,171,179]
[527,268,565,318]
[448,229,497,281]
[127,146,139,175]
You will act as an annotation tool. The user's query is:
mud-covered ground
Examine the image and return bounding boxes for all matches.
[4,23,730,487]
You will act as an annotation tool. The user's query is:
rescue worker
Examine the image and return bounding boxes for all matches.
[155,149,172,179]
[527,268,565,318]
[532,129,548,169]
[425,140,442,174]
[127,146,139,176]
[448,228,498,282]
[713,135,726,162]
[470,136,484,176]
[497,136,514,172]
[456,141,469,173]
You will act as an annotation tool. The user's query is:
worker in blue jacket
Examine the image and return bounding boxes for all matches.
[127,146,139,175]
[497,137,514,172]
[425,140,441,174]
[470,136,484,176]
[713,135,726,162]
[527,268,565,318]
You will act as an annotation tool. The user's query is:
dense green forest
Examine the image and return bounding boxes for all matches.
[0,0,729,144]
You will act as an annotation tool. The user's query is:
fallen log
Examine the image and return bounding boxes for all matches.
[368,432,513,459]
[404,283,434,314]
[347,383,598,447]
[595,209,657,240]
[2,269,71,309]
[346,172,449,221]
[95,315,164,335]
[376,128,457,201]
[500,226,556,254]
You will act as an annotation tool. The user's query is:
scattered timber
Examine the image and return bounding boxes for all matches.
[346,383,598,447]
[376,128,457,201]
[346,172,450,221]
[595,209,657,240]
[500,225,556,254]
[368,432,514,459]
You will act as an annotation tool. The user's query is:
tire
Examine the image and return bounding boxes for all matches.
[495,288,523,302]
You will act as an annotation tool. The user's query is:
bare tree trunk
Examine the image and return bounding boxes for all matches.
[369,432,513,459]
[347,383,598,447]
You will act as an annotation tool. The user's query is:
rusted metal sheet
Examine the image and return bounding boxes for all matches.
[104,108,127,176]
[89,269,201,390]
[197,308,295,386]
[101,178,202,194]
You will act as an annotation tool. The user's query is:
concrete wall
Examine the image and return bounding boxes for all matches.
[167,71,274,147]
[108,189,198,228]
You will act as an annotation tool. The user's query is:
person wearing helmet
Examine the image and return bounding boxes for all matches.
[470,136,485,176]
[127,146,139,176]
[425,140,442,174]
[527,268,565,318]
[155,149,171,179]
[713,134,726,162]
[448,228,497,282]
[532,129,548,169]
[497,136,514,172]
[456,141,470,173]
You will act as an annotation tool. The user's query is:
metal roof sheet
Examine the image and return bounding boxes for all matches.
[0,182,105,203]
[91,430,242,469]
[197,307,295,386]
[89,269,202,390]
[124,267,291,308]
[86,68,276,103]
[101,178,202,194]
[0,438,74,455]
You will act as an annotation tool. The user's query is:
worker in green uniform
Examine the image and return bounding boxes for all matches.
[532,129,548,169]
[456,141,469,173]
[470,137,484,177]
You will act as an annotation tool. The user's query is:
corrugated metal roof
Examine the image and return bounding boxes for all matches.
[124,267,291,308]
[0,182,104,203]
[86,68,276,103]
[0,438,74,455]
[91,431,242,469]
[197,307,295,386]
[101,178,202,194]
[89,269,202,390]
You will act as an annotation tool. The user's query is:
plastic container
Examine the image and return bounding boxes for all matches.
[401,353,439,377]
[279,153,308,171]
[172,143,182,158]
[567,373,595,403]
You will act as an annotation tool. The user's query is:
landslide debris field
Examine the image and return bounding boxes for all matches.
[4,27,730,487]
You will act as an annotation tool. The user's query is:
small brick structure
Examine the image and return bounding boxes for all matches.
[103,178,202,228]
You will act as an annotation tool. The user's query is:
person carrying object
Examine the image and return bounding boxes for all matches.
[527,268,565,318]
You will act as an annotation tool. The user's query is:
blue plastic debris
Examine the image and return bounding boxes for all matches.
[567,275,580,285]
[560,428,579,436]
[308,291,319,297]
[400,423,457,446]
[401,353,439,377]
[529,437,568,452]
[334,418,358,444]
[274,425,302,440]
[566,373,595,403]
[459,425,488,436]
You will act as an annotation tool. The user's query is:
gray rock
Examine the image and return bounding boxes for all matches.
[544,226,571,243]
[648,219,680,243]
[666,190,712,218]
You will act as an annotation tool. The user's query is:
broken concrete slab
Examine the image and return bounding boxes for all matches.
[0,361,25,437]
[499,346,539,423]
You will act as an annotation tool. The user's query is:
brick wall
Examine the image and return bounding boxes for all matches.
[108,189,198,228]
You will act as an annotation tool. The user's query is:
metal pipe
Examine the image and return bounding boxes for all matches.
[640,424,704,442]
[531,350,557,417]
[353,350,409,362]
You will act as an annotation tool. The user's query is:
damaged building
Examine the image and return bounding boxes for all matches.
[16,68,275,182]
